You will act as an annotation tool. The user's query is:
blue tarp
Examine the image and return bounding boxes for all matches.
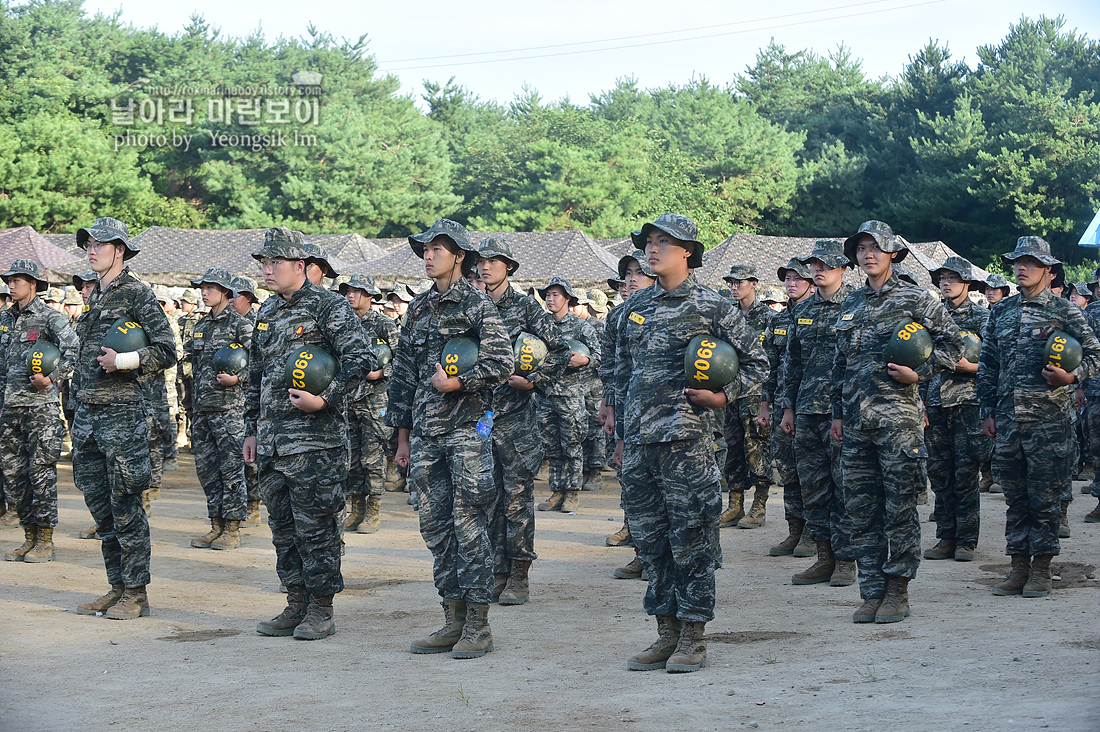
[1079,208,1100,247]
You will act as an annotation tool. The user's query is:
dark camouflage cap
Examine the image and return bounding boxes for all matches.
[618,249,655,279]
[387,288,414,303]
[302,240,339,279]
[231,276,258,301]
[409,218,477,260]
[339,274,383,300]
[1071,281,1094,300]
[153,284,172,304]
[800,239,851,269]
[632,213,704,269]
[931,255,982,287]
[844,220,908,265]
[606,276,625,291]
[1,259,49,292]
[251,227,311,261]
[587,289,609,314]
[191,267,236,291]
[716,286,733,300]
[1001,236,1060,267]
[537,276,582,305]
[405,278,434,298]
[72,270,98,288]
[777,258,812,281]
[985,273,1011,290]
[722,263,759,284]
[63,287,83,306]
[77,216,138,259]
[181,289,201,305]
[478,236,520,274]
[893,265,919,286]
[761,286,786,304]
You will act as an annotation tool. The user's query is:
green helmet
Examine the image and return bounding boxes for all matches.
[284,345,338,395]
[26,340,61,377]
[958,329,982,364]
[513,332,547,376]
[102,317,150,353]
[1045,330,1082,372]
[371,337,393,368]
[213,342,249,375]
[441,336,479,377]
[684,335,739,390]
[566,339,590,369]
[883,319,933,369]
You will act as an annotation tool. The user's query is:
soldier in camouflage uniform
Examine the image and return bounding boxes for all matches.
[70,218,177,620]
[759,258,815,557]
[339,274,398,535]
[388,219,513,659]
[831,221,964,623]
[720,264,775,529]
[980,273,1015,493]
[477,237,571,605]
[177,290,201,447]
[581,289,610,490]
[246,228,373,640]
[611,214,768,673]
[922,257,990,562]
[230,276,263,526]
[979,237,1100,598]
[1083,273,1100,520]
[535,277,601,514]
[154,287,183,471]
[0,260,79,562]
[185,268,253,551]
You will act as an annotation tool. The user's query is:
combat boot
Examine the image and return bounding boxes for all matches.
[852,597,882,624]
[606,522,633,547]
[875,577,910,623]
[499,561,531,605]
[627,616,681,671]
[718,491,744,528]
[737,488,768,529]
[492,570,508,602]
[581,469,603,491]
[343,497,366,531]
[141,490,152,516]
[1058,501,1071,538]
[79,524,99,540]
[0,503,19,528]
[666,621,707,673]
[191,517,224,549]
[257,584,308,636]
[294,594,335,640]
[793,530,817,557]
[830,560,856,587]
[358,495,381,534]
[537,492,565,512]
[411,599,467,653]
[106,586,150,619]
[988,481,1003,494]
[211,520,241,550]
[242,500,262,527]
[1022,554,1054,598]
[614,555,646,580]
[384,460,405,491]
[769,518,804,556]
[24,527,54,563]
[978,469,993,493]
[792,541,835,585]
[991,555,1031,596]
[561,490,579,513]
[77,584,125,615]
[5,526,36,561]
[451,603,493,658]
[954,545,975,562]
[924,539,956,560]
[1085,499,1100,523]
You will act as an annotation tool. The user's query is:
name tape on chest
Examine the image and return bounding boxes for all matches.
[629,312,645,325]
[773,328,787,336]
[841,313,854,321]
[256,322,268,331]
[797,318,813,325]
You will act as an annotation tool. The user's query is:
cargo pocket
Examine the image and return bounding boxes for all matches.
[113,450,152,496]
[32,415,64,466]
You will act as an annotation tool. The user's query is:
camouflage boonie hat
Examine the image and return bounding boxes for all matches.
[339,274,383,300]
[302,241,339,279]
[587,289,609,314]
[631,213,704,268]
[893,265,919,286]
[44,286,65,303]
[800,239,851,269]
[1,259,49,292]
[181,289,201,305]
[72,270,98,288]
[537,276,582,305]
[606,276,625,291]
[409,219,478,274]
[252,227,311,261]
[231,276,258,301]
[930,256,982,287]
[405,278,434,298]
[63,287,83,306]
[985,273,1011,290]
[722,263,759,284]
[1071,281,1094,300]
[153,284,172,304]
[77,217,139,259]
[618,248,655,279]
[329,275,349,293]
[761,286,786,304]
[777,258,812,282]
[190,267,236,292]
[478,236,520,274]
[0,282,8,296]
[1001,236,1060,267]
[844,220,908,265]
[387,288,414,303]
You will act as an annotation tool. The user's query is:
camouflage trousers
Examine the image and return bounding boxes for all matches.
[925,405,989,548]
[245,461,260,502]
[489,406,542,574]
[582,386,605,474]
[146,413,163,491]
[72,402,152,588]
[0,404,63,527]
[410,428,495,606]
[992,416,1071,557]
[771,421,802,521]
[347,398,387,499]
[259,447,346,596]
[1086,396,1100,495]
[842,424,926,601]
[724,393,771,492]
[192,410,247,521]
[621,438,723,623]
[794,414,852,560]
[538,393,585,494]
[159,366,178,461]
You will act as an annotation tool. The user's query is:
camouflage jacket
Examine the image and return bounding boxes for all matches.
[777,284,853,415]
[614,273,767,445]
[350,309,399,405]
[599,304,630,407]
[488,286,570,419]
[0,297,79,410]
[545,313,601,399]
[1082,301,1100,398]
[925,297,989,408]
[584,316,606,394]
[72,268,177,407]
[177,311,201,378]
[978,288,1100,422]
[738,299,774,399]
[245,281,374,457]
[761,305,793,405]
[386,277,513,438]
[186,306,254,412]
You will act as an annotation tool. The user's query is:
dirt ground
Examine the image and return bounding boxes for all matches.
[1,453,1097,732]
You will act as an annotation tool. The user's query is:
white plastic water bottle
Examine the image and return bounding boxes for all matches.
[476,410,494,441]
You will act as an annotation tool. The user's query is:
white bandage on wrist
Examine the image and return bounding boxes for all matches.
[114,351,140,371]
